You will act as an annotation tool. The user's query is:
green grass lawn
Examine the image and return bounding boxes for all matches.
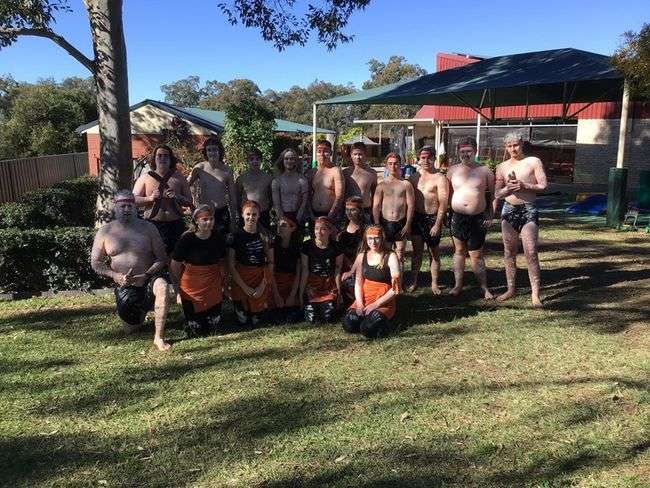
[1,213,648,487]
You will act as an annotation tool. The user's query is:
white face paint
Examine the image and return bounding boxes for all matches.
[114,200,136,223]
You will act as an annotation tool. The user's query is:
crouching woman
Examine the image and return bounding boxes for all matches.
[300,216,343,323]
[342,225,401,338]
[228,200,273,327]
[170,204,227,337]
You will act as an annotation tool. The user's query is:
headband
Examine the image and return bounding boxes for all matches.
[419,150,434,157]
[241,200,260,212]
[192,208,213,221]
[114,195,135,204]
[366,227,382,238]
[458,144,475,151]
[345,200,363,209]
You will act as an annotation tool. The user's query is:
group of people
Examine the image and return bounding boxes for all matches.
[91,131,547,351]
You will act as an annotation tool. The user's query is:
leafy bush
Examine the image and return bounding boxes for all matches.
[0,175,99,229]
[0,227,108,293]
[223,98,275,175]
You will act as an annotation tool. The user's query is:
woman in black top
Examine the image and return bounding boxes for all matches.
[342,225,401,338]
[270,215,303,323]
[227,200,273,327]
[338,196,365,305]
[299,216,343,323]
[170,204,227,337]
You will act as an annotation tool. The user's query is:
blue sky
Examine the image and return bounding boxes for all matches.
[0,0,647,103]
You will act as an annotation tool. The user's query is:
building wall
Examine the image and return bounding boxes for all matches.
[574,118,650,190]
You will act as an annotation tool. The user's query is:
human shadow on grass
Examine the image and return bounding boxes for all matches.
[0,304,114,331]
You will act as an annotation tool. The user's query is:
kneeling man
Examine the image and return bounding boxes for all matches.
[91,190,173,351]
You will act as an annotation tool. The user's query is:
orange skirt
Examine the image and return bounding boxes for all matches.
[273,272,297,306]
[306,273,337,303]
[179,262,224,313]
[350,279,395,319]
[231,264,270,313]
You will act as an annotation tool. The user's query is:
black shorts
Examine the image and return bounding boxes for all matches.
[450,212,487,251]
[114,277,157,326]
[412,212,442,248]
[259,209,272,230]
[501,202,539,233]
[148,219,186,254]
[214,206,232,235]
[381,217,407,243]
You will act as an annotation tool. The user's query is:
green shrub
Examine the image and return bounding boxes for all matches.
[0,227,108,292]
[0,175,99,229]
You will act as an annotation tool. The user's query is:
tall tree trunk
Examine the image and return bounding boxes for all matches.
[86,0,132,222]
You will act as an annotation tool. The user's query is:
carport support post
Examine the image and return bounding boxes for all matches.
[312,103,317,166]
[607,80,630,227]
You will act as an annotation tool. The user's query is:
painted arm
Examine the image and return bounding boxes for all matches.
[485,169,496,220]
[133,175,154,206]
[187,165,199,186]
[176,176,194,207]
[522,158,548,192]
[433,176,449,235]
[297,177,309,223]
[299,253,309,307]
[404,182,415,231]
[228,248,253,296]
[494,164,510,200]
[227,172,238,225]
[169,259,184,289]
[90,229,120,284]
[353,254,364,314]
[271,178,284,220]
[334,254,343,303]
[372,183,383,225]
[328,167,345,220]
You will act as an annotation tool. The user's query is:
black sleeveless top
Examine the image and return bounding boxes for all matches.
[362,252,392,284]
[337,228,363,260]
[274,235,301,274]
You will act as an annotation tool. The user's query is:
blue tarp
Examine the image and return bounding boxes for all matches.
[566,194,607,215]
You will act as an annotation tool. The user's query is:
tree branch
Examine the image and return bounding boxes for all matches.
[0,27,94,73]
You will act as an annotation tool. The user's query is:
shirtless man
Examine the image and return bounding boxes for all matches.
[133,145,193,254]
[494,132,548,307]
[309,140,345,229]
[446,137,494,299]
[272,147,308,225]
[408,146,449,294]
[343,142,377,224]
[373,153,415,265]
[236,148,274,230]
[91,190,173,351]
[188,137,237,234]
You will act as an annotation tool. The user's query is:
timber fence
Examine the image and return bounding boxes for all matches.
[0,152,88,203]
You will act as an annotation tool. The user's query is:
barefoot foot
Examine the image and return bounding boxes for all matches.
[405,283,418,293]
[496,289,516,303]
[531,295,543,308]
[449,286,463,297]
[482,288,494,300]
[153,338,171,351]
[431,286,442,296]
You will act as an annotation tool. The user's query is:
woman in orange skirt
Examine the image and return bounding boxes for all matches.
[342,225,401,338]
[227,200,273,327]
[170,204,227,337]
[271,215,303,323]
[300,216,343,323]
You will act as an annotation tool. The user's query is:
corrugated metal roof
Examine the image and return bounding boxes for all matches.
[77,99,336,134]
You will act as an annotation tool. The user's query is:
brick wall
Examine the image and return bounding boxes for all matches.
[574,118,650,191]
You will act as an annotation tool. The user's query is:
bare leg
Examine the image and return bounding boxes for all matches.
[469,249,493,300]
[450,238,466,296]
[152,278,171,351]
[497,220,519,303]
[520,222,542,307]
[407,236,424,293]
[429,246,442,295]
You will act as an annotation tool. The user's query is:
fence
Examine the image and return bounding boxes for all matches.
[0,152,88,203]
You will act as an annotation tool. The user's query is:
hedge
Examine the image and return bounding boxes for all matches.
[0,175,99,229]
[0,227,109,293]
